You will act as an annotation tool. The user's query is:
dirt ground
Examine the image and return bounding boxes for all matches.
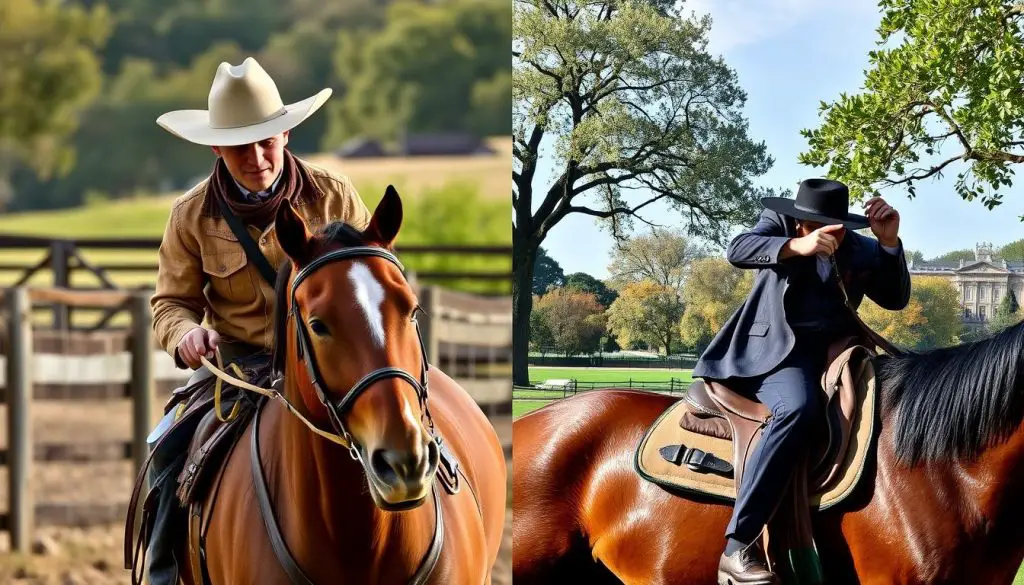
[0,399,513,584]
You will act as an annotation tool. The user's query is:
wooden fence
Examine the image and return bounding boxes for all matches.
[0,284,510,552]
[0,233,512,330]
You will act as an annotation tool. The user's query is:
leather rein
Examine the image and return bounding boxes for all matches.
[200,245,446,584]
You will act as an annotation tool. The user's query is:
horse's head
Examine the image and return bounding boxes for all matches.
[273,185,439,510]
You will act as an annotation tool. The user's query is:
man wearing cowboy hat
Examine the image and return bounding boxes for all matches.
[140,57,372,585]
[694,178,911,584]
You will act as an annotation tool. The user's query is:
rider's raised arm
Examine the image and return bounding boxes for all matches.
[726,209,791,269]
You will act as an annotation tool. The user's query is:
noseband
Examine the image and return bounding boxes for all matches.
[284,246,435,457]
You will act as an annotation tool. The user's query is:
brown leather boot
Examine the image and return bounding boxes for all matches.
[717,538,779,585]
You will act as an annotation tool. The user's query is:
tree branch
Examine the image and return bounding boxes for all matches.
[573,171,643,195]
[927,100,972,154]
[568,193,666,219]
[884,153,964,185]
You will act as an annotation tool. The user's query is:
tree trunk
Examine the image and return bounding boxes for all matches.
[513,233,538,387]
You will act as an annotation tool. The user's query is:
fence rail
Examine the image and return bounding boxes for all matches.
[0,233,512,330]
[0,284,510,551]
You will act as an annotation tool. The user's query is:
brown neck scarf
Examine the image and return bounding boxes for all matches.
[202,149,319,229]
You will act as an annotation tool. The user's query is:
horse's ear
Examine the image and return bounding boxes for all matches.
[275,200,313,264]
[366,185,402,247]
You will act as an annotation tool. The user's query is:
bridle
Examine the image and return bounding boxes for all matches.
[217,244,454,585]
[281,245,436,460]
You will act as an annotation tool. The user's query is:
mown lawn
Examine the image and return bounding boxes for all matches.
[515,366,693,418]
[529,367,693,385]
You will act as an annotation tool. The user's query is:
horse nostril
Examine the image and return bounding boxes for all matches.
[370,449,399,485]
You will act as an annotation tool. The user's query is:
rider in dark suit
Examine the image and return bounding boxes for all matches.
[693,178,911,584]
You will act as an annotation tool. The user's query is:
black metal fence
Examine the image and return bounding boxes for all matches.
[513,377,691,407]
[528,354,698,369]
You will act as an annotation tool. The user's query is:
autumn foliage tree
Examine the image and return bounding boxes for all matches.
[860,275,963,349]
[532,289,606,356]
[606,281,684,354]
[679,258,754,352]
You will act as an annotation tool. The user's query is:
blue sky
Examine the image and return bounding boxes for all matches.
[530,0,1024,279]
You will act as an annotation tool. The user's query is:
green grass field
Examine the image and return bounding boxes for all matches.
[529,367,693,384]
[514,367,694,417]
[518,367,1024,581]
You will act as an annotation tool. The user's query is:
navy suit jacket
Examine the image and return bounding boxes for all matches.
[692,209,912,381]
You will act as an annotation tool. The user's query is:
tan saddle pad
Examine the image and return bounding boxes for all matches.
[634,346,878,511]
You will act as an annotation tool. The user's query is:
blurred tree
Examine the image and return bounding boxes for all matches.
[325,0,511,147]
[678,258,753,353]
[929,248,976,264]
[0,0,111,183]
[800,0,1024,212]
[606,281,684,355]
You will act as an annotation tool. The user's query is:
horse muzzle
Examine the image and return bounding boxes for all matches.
[362,435,440,510]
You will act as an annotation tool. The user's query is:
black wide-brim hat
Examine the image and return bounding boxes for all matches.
[760,178,869,230]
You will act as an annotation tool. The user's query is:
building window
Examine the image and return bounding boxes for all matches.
[966,287,974,301]
[995,285,1002,300]
[981,285,989,301]
[980,306,987,321]
[965,307,973,319]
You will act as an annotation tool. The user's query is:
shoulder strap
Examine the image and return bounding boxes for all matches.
[214,197,277,286]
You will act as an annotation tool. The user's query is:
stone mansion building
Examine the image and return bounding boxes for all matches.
[908,243,1024,326]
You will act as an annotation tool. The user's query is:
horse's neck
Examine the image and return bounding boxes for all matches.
[871,424,1024,578]
[265,389,437,580]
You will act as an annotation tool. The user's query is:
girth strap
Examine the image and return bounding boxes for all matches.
[659,444,733,477]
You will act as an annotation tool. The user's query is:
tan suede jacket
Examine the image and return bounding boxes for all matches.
[151,158,372,367]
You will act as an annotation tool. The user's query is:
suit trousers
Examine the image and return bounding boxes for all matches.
[723,330,829,544]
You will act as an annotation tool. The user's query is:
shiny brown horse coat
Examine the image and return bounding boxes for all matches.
[513,328,1024,584]
[181,188,506,584]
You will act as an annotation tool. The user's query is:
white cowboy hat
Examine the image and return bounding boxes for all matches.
[156,57,331,146]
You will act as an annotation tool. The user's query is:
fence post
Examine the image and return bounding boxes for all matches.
[50,241,70,330]
[6,287,33,552]
[130,292,154,498]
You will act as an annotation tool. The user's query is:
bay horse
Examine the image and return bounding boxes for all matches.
[180,186,506,583]
[513,322,1024,584]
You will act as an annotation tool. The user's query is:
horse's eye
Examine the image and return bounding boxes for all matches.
[309,319,330,336]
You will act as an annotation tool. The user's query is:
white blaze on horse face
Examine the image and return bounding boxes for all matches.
[349,262,386,348]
